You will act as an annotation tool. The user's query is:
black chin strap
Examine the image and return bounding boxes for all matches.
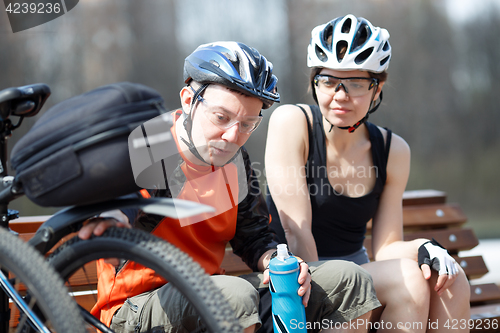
[180,84,212,166]
[333,90,383,133]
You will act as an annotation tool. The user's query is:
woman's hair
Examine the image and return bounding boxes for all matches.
[308,67,388,104]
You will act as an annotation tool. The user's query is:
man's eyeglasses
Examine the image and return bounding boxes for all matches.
[313,74,379,97]
[191,87,263,134]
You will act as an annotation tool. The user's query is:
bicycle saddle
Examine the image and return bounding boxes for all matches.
[0,83,50,120]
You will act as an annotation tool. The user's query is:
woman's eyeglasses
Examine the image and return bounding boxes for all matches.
[314,74,379,97]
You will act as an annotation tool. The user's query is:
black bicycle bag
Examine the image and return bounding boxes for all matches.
[10,82,167,207]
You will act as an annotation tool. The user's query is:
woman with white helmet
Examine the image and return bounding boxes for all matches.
[265,14,470,331]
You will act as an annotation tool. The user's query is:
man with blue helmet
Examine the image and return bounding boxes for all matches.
[80,41,380,333]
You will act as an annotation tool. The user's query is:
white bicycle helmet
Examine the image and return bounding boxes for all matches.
[307,14,391,73]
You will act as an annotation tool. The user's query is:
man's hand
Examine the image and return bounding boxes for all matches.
[418,238,459,296]
[78,210,131,240]
[78,210,131,267]
[263,261,312,307]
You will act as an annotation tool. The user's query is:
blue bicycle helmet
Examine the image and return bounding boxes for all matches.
[183,41,280,109]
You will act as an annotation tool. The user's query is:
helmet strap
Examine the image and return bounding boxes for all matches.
[180,83,212,166]
[337,90,383,133]
[323,117,335,133]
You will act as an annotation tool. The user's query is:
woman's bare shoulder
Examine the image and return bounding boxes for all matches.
[377,126,410,157]
[269,103,312,129]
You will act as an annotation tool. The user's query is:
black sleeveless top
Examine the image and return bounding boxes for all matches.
[267,105,392,257]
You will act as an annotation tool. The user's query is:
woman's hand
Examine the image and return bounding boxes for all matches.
[418,239,460,295]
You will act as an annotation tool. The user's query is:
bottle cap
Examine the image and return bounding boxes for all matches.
[277,244,290,261]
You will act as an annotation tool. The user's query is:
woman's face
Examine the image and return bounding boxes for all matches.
[315,68,384,130]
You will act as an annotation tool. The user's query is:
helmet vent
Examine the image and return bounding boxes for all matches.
[322,23,334,51]
[221,50,239,70]
[351,22,372,52]
[341,18,352,33]
[336,40,348,62]
[354,47,373,64]
[380,55,390,66]
[241,47,257,68]
[315,45,328,62]
[209,59,220,68]
[382,41,390,51]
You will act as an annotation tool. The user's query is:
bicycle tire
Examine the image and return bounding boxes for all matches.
[0,228,85,333]
[48,227,242,333]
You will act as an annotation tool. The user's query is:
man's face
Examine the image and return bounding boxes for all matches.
[183,84,263,166]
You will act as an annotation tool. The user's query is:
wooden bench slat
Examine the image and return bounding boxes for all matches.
[470,303,500,333]
[65,262,98,288]
[470,283,500,305]
[9,215,51,233]
[17,232,36,243]
[403,228,479,253]
[402,203,467,229]
[71,293,98,312]
[364,228,480,259]
[9,293,97,328]
[402,190,447,206]
[453,255,489,280]
[470,303,500,320]
[366,203,467,232]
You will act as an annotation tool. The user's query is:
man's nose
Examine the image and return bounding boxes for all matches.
[221,122,240,142]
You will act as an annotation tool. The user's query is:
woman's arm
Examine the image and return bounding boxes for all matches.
[265,104,319,262]
[373,131,462,293]
[370,130,416,261]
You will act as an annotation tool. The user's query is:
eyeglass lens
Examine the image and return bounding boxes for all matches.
[205,109,262,133]
[197,96,262,134]
[314,75,377,97]
[190,85,263,134]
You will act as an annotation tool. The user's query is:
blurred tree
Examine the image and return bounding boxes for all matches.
[0,0,498,237]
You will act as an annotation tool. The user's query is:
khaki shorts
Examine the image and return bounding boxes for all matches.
[110,275,260,333]
[110,260,380,333]
[242,259,381,332]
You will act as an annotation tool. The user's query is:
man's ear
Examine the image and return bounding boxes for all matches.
[179,86,193,115]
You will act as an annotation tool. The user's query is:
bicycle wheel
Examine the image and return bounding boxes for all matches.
[48,227,242,333]
[0,228,85,333]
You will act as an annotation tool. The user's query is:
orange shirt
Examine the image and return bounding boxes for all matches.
[92,111,240,325]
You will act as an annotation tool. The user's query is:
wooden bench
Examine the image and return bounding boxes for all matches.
[9,190,500,331]
[397,190,500,332]
[220,189,500,331]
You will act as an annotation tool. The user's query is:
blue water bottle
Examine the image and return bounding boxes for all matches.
[268,244,306,332]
